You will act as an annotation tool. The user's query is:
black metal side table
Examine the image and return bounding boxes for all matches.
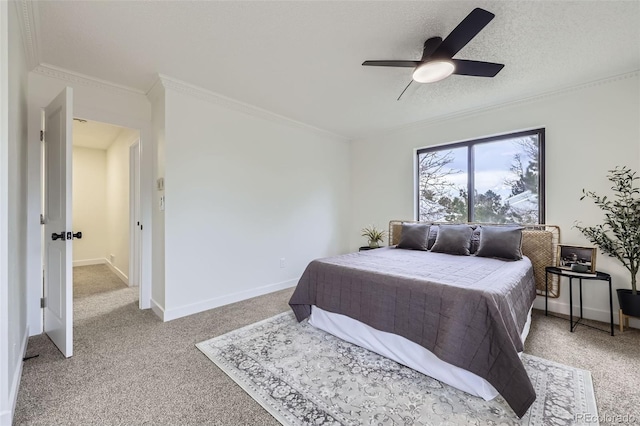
[358,246,380,251]
[545,266,614,336]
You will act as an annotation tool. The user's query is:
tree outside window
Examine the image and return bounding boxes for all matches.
[417,129,544,224]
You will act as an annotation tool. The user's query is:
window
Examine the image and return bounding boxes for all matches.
[416,129,545,224]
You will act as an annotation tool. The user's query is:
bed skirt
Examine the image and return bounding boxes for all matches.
[309,304,533,401]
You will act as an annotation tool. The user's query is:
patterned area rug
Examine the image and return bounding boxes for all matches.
[196,312,598,425]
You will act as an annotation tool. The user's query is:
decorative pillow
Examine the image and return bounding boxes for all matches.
[469,226,481,254]
[430,224,473,256]
[397,223,430,251]
[475,226,525,260]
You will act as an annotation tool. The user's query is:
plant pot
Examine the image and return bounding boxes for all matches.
[617,289,640,317]
[368,241,380,249]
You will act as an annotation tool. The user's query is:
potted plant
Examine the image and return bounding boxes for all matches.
[361,225,387,249]
[575,166,640,317]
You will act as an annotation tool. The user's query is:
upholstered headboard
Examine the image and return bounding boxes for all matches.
[388,220,561,298]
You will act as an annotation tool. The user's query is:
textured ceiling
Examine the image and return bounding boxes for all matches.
[73,119,133,150]
[33,1,640,139]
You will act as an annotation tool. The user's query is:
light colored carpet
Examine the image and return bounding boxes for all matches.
[13,266,640,425]
[197,312,598,425]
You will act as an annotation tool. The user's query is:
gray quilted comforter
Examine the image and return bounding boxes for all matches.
[289,247,537,418]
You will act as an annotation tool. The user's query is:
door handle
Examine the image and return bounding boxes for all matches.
[73,232,82,239]
[51,232,65,241]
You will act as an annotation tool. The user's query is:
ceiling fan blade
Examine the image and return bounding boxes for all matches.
[362,60,420,67]
[397,80,416,101]
[452,59,504,77]
[421,37,443,61]
[432,8,495,59]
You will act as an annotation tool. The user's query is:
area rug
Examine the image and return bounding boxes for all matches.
[196,312,599,425]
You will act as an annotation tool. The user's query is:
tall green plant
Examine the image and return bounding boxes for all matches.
[575,166,640,294]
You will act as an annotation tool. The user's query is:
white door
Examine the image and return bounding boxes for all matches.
[43,87,73,358]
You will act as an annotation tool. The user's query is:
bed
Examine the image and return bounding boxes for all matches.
[289,221,560,418]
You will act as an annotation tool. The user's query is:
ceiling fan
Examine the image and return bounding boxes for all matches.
[362,8,504,100]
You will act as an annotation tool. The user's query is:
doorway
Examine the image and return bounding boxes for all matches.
[32,86,151,358]
[41,114,142,357]
[70,118,141,290]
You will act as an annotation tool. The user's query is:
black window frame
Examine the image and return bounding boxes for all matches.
[415,128,546,224]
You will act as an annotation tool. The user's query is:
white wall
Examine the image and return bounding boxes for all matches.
[72,129,135,282]
[26,70,153,334]
[157,80,351,320]
[0,1,29,423]
[72,146,107,264]
[350,73,640,326]
[106,130,136,281]
[148,83,165,314]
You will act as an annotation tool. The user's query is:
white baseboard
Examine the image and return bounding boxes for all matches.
[150,298,165,321]
[533,297,640,329]
[0,326,29,426]
[162,278,298,322]
[105,259,128,285]
[73,258,105,267]
[74,258,130,286]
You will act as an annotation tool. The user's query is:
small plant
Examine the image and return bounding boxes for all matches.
[575,166,640,295]
[361,225,387,248]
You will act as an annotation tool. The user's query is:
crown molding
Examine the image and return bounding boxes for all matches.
[17,0,146,97]
[359,70,640,141]
[16,0,40,70]
[33,63,147,96]
[150,74,349,142]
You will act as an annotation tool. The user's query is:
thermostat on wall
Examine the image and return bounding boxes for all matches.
[157,177,164,191]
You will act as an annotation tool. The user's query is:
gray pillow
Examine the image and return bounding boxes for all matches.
[430,225,473,256]
[397,223,430,251]
[475,226,524,260]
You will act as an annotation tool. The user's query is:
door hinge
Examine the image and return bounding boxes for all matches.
[140,224,143,230]
[40,297,45,308]
[40,130,44,142]
[40,214,45,225]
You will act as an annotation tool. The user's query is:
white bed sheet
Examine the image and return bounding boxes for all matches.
[309,304,533,401]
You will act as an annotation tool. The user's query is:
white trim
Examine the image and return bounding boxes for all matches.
[146,77,164,103]
[0,0,11,422]
[0,408,8,424]
[0,325,28,425]
[356,70,640,141]
[150,298,165,322]
[152,74,349,142]
[535,297,612,323]
[29,100,153,335]
[128,140,140,288]
[72,258,105,267]
[72,258,134,286]
[105,258,128,285]
[7,326,28,424]
[32,64,145,96]
[27,64,348,151]
[413,126,545,153]
[534,297,639,329]
[162,278,299,322]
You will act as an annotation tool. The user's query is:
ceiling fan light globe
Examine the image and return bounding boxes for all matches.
[412,60,455,83]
